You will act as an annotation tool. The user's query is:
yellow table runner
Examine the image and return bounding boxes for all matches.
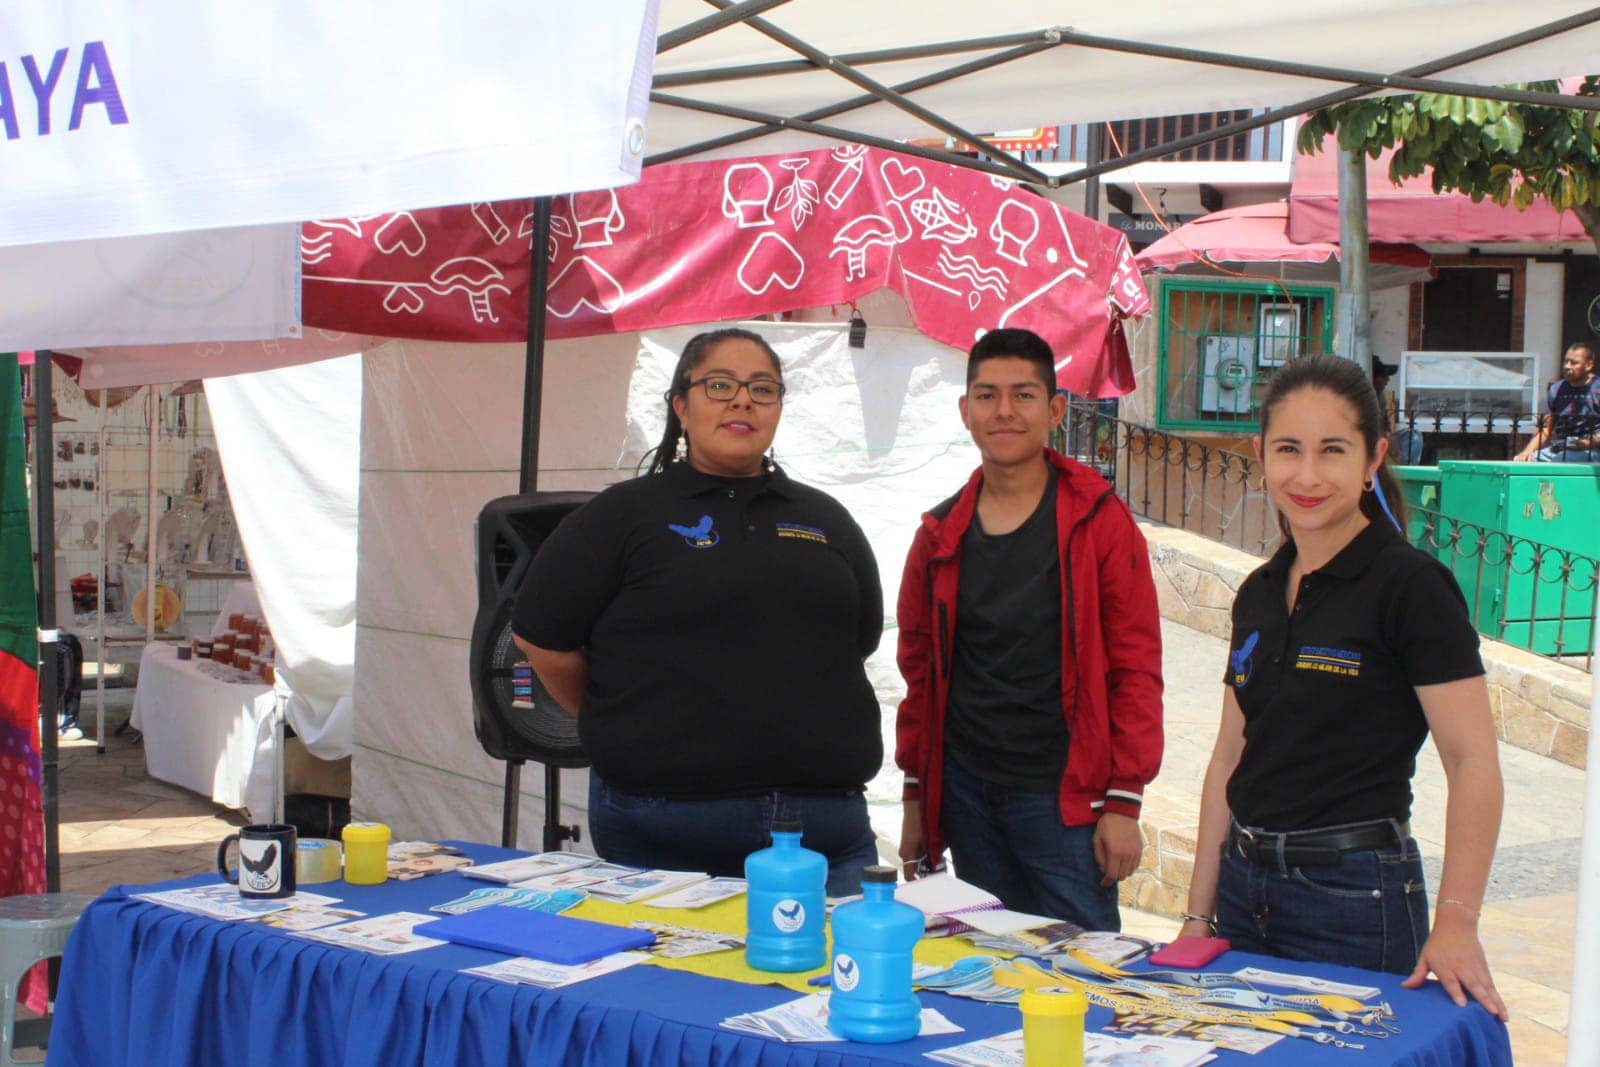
[568,896,986,993]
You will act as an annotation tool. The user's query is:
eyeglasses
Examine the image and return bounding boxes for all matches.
[686,375,786,405]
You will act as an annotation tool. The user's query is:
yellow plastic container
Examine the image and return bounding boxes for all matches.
[1019,986,1087,1067]
[341,821,391,885]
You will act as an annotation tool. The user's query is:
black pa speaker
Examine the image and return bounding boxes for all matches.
[470,492,595,765]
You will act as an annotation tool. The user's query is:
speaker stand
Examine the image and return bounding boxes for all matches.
[499,759,581,852]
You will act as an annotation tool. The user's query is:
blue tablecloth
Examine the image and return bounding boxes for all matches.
[47,843,1511,1067]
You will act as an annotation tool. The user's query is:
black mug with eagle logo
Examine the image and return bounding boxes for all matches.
[218,824,297,899]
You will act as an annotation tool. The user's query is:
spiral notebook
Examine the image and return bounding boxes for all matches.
[892,873,1004,936]
[416,906,655,965]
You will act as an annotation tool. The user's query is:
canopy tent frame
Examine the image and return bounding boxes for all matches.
[648,6,1600,187]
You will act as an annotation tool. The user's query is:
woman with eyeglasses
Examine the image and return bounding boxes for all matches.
[511,328,885,895]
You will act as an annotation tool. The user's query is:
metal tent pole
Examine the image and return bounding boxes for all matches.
[1570,598,1600,1067]
[34,352,61,895]
[144,388,156,653]
[502,195,554,851]
[95,395,106,752]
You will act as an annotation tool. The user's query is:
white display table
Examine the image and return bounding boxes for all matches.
[130,643,277,818]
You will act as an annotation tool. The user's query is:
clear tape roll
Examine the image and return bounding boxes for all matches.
[296,839,343,883]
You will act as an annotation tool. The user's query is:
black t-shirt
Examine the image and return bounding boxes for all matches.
[511,463,884,798]
[1223,520,1484,830]
[1547,377,1600,443]
[945,478,1069,792]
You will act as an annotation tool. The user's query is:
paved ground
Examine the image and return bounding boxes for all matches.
[30,628,1591,1065]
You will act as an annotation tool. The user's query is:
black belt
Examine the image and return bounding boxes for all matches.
[1227,820,1408,868]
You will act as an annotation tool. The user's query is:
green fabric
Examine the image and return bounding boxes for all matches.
[0,354,38,670]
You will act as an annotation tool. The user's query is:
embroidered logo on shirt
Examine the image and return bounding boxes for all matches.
[1228,631,1258,687]
[775,522,828,545]
[1294,645,1362,677]
[667,515,720,548]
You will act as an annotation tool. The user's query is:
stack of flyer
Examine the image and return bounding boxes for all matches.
[925,1030,1215,1066]
[134,884,344,922]
[463,853,725,905]
[722,993,961,1043]
[464,951,649,989]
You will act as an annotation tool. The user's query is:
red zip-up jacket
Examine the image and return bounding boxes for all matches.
[895,449,1164,862]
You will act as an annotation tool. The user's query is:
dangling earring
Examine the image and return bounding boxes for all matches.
[762,452,776,472]
[674,434,688,462]
[1363,474,1375,492]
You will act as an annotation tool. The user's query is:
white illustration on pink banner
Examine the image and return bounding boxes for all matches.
[470,202,512,245]
[878,157,925,202]
[825,146,867,209]
[999,212,1090,329]
[773,159,820,230]
[909,189,976,244]
[546,255,627,319]
[300,229,336,265]
[383,284,425,314]
[936,246,1009,306]
[428,258,509,324]
[990,201,1039,266]
[737,232,806,294]
[722,163,776,229]
[523,212,576,262]
[831,202,911,281]
[572,190,625,248]
[375,212,426,257]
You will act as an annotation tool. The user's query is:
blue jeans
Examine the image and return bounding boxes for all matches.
[1215,823,1430,976]
[587,775,879,896]
[938,757,1121,931]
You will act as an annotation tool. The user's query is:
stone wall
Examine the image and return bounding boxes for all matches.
[1139,521,1592,770]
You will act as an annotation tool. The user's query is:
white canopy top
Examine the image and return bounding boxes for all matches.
[647,1,1600,170]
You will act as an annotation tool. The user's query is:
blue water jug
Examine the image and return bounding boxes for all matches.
[744,816,826,972]
[827,865,923,1043]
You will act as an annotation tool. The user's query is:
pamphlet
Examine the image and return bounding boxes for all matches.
[429,887,586,916]
[464,853,599,884]
[914,956,1022,1004]
[642,877,747,909]
[134,884,343,922]
[386,841,473,881]
[631,921,745,958]
[586,869,709,904]
[294,912,447,955]
[249,905,367,932]
[1062,931,1159,967]
[464,950,649,988]
[511,863,643,891]
[964,919,1086,959]
[1107,1010,1280,1054]
[926,1030,1216,1067]
[722,993,961,1043]
[1230,966,1380,1001]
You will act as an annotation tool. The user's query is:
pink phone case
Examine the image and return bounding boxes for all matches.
[1147,935,1231,968]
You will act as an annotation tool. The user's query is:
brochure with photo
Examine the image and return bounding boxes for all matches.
[464,951,648,989]
[632,921,745,958]
[134,884,343,922]
[465,853,599,884]
[642,877,747,909]
[249,905,366,932]
[586,869,709,904]
[294,912,447,955]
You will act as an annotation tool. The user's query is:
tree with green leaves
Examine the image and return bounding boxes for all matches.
[1298,78,1600,253]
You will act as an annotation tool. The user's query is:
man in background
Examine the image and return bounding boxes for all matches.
[1515,342,1599,463]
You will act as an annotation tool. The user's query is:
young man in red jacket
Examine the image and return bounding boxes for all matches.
[895,328,1164,931]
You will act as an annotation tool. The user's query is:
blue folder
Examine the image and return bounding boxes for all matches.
[416,906,655,965]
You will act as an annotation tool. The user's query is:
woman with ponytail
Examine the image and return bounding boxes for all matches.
[1181,356,1508,1019]
[511,328,884,895]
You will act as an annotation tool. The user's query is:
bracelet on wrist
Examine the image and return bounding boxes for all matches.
[1438,897,1481,918]
[1180,912,1217,932]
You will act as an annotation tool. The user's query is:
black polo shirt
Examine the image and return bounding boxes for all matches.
[511,463,883,798]
[1223,520,1483,831]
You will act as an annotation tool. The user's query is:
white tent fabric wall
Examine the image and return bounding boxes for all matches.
[354,325,979,847]
[204,354,362,761]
